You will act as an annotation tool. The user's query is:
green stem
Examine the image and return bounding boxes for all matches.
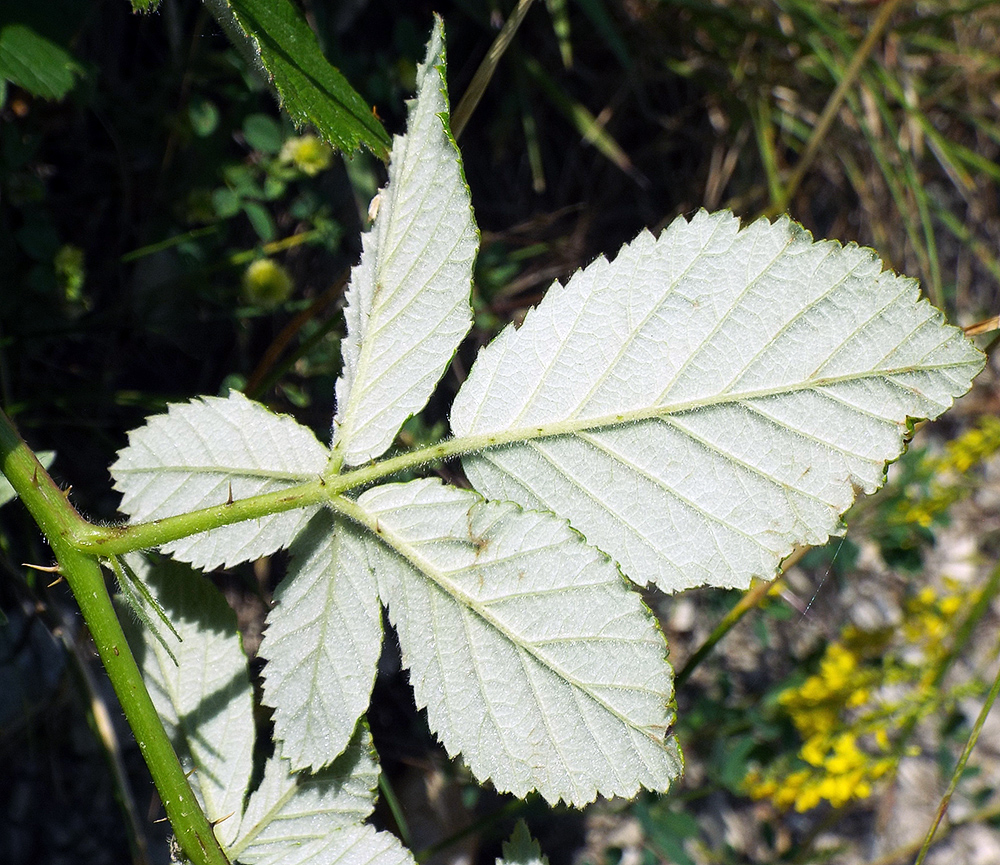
[764,0,907,217]
[67,361,966,556]
[376,774,412,850]
[451,0,538,140]
[0,410,230,865]
[69,426,534,555]
[73,478,333,555]
[674,547,808,689]
[674,579,772,690]
[913,655,1000,865]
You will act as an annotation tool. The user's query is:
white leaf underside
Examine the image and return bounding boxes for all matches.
[333,15,477,466]
[238,824,415,865]
[360,478,681,806]
[451,210,984,592]
[231,729,386,864]
[125,555,255,847]
[261,511,383,771]
[111,391,329,570]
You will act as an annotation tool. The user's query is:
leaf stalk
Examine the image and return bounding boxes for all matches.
[66,357,976,557]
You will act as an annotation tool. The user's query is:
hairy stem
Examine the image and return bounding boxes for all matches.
[64,362,946,556]
[67,430,508,554]
[0,410,231,865]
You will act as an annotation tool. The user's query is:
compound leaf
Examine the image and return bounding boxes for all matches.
[111,391,329,570]
[332,16,477,467]
[451,210,984,592]
[261,511,383,771]
[123,554,254,847]
[356,478,681,806]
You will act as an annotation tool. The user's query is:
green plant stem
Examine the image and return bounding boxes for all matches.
[73,477,333,555]
[226,228,326,267]
[674,577,771,690]
[0,409,231,865]
[913,655,1000,865]
[68,363,956,556]
[120,225,219,263]
[674,547,808,689]
[69,420,606,554]
[764,0,906,217]
[376,774,412,849]
[451,0,538,140]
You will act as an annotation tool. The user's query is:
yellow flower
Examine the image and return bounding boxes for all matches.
[280,134,333,176]
[940,595,962,616]
[801,736,828,767]
[895,418,1000,530]
[746,564,986,814]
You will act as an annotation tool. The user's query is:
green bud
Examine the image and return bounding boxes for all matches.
[242,258,293,307]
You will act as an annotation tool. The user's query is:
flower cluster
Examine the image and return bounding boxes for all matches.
[896,416,1000,529]
[746,640,895,812]
[901,578,977,678]
[746,581,982,812]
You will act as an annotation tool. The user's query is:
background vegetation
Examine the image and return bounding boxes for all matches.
[2,0,999,863]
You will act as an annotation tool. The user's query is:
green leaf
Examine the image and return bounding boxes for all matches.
[205,0,390,159]
[0,23,82,100]
[451,210,984,593]
[357,478,681,806]
[123,555,255,847]
[243,199,276,242]
[189,96,221,137]
[332,16,477,467]
[110,391,329,570]
[497,820,549,865]
[213,187,242,218]
[261,511,383,771]
[243,112,284,154]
